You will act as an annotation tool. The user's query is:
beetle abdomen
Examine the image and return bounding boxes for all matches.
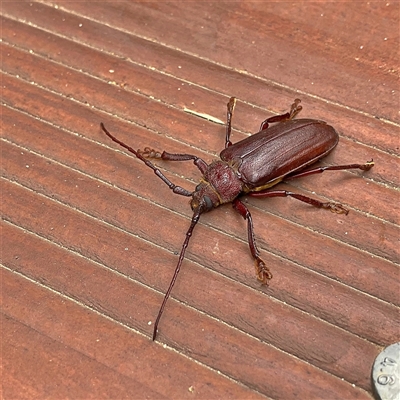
[220,119,338,189]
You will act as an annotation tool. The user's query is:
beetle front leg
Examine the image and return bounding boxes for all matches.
[259,99,302,131]
[232,199,273,285]
[250,190,349,214]
[138,147,209,175]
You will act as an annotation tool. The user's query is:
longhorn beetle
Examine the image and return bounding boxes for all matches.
[101,98,374,340]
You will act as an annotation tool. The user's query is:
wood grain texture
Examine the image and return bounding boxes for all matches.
[1,1,399,398]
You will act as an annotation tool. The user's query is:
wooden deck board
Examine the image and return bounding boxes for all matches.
[1,1,399,398]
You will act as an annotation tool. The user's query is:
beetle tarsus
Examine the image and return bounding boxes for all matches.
[362,160,374,170]
[258,98,303,130]
[255,258,272,285]
[138,147,162,159]
[323,202,349,215]
[289,99,303,119]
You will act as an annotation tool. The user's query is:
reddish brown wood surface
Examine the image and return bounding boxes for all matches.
[1,1,399,399]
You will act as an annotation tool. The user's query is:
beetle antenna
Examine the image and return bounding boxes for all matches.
[153,211,201,340]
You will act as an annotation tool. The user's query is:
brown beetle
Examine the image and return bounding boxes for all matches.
[101,98,373,340]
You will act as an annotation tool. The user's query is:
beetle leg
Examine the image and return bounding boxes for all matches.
[232,199,272,285]
[259,98,302,131]
[249,190,349,215]
[138,148,209,175]
[285,160,374,180]
[225,97,237,148]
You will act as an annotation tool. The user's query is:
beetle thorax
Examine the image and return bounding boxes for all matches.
[205,160,244,203]
[191,160,243,213]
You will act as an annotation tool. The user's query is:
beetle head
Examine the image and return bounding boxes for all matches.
[190,181,221,214]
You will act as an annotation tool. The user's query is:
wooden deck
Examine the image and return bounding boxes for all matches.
[1,1,399,399]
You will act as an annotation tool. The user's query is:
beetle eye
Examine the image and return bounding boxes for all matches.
[203,196,213,211]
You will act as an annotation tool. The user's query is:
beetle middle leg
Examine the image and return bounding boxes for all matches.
[232,198,272,285]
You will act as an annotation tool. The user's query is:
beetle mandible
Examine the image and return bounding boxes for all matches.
[100,97,374,340]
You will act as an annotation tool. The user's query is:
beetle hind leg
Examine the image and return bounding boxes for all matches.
[232,199,273,285]
[285,159,374,180]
